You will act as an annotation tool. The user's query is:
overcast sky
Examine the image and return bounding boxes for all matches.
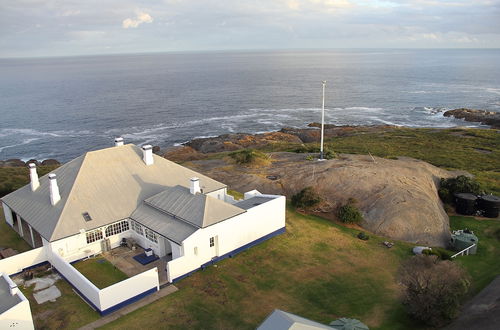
[1,0,500,58]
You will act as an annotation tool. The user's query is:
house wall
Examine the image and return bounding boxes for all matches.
[129,229,160,256]
[167,194,286,282]
[206,187,227,201]
[0,296,34,330]
[0,247,48,276]
[2,202,14,226]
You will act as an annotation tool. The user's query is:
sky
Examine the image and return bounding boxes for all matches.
[1,0,500,58]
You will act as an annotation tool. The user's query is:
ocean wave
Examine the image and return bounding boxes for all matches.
[0,138,40,153]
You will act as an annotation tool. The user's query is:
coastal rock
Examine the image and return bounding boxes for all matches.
[2,159,26,167]
[444,108,500,128]
[152,146,161,154]
[186,132,302,153]
[41,159,60,166]
[188,152,458,247]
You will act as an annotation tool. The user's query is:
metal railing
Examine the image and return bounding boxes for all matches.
[451,244,476,258]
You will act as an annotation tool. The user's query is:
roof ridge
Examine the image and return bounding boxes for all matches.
[49,152,89,241]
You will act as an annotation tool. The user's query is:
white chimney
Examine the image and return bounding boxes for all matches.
[142,145,154,165]
[48,174,61,206]
[190,177,201,195]
[28,163,40,191]
[114,137,124,147]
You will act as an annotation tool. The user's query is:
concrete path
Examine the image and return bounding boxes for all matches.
[78,285,178,330]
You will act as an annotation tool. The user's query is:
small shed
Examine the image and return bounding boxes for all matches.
[451,229,478,254]
[330,318,369,330]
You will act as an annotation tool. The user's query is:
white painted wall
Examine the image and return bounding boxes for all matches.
[130,230,160,256]
[206,187,227,201]
[0,295,34,330]
[2,202,14,226]
[48,253,101,309]
[98,268,159,311]
[167,194,285,282]
[0,247,48,276]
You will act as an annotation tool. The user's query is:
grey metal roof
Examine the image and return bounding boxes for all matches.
[257,310,334,330]
[1,144,226,241]
[0,276,22,314]
[144,185,246,228]
[129,204,198,245]
[234,196,274,210]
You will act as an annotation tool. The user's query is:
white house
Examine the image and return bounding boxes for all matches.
[0,139,286,317]
[0,273,34,330]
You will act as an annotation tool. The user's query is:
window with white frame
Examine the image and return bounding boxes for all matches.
[105,220,129,237]
[131,220,144,236]
[86,229,103,244]
[209,237,215,247]
[144,228,158,243]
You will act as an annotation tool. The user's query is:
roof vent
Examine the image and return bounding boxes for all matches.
[114,137,124,147]
[48,173,61,206]
[28,163,40,191]
[142,145,154,165]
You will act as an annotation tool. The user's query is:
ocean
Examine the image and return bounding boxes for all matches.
[1,49,499,162]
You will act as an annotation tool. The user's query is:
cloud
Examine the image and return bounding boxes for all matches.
[122,11,153,29]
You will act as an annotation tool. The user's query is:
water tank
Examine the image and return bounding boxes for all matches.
[478,195,500,218]
[454,193,477,215]
[450,229,478,254]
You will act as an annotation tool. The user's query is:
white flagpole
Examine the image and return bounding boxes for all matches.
[320,80,326,160]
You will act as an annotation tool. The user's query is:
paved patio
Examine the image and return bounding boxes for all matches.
[102,246,171,286]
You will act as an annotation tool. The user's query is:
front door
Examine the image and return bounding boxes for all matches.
[210,235,219,257]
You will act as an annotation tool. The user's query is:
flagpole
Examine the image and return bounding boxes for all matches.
[320,80,326,160]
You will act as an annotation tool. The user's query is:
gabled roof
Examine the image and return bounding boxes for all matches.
[2,144,226,241]
[144,185,246,228]
[257,309,334,330]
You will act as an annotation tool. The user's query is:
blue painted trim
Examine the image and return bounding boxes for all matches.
[172,227,285,283]
[100,287,157,316]
[9,261,50,277]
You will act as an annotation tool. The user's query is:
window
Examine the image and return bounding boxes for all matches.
[105,220,129,237]
[209,237,215,247]
[86,229,103,244]
[82,212,92,222]
[144,228,158,243]
[131,221,144,236]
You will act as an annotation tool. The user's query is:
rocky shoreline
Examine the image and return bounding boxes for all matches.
[443,108,500,128]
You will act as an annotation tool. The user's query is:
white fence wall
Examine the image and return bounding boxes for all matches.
[99,268,159,311]
[0,247,48,275]
[0,297,34,330]
[167,194,286,282]
[48,253,101,309]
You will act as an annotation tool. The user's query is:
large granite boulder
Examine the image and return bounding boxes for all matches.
[444,108,500,128]
[189,152,459,247]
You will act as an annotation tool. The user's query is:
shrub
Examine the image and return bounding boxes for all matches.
[291,187,321,208]
[357,232,369,240]
[433,247,454,260]
[323,148,336,160]
[399,255,470,327]
[305,155,314,161]
[229,149,268,165]
[338,200,363,224]
[439,175,482,204]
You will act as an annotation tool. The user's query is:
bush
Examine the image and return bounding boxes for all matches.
[357,232,369,240]
[305,155,314,161]
[439,175,482,204]
[323,148,336,160]
[399,255,470,327]
[338,200,363,224]
[291,187,321,208]
[229,149,268,165]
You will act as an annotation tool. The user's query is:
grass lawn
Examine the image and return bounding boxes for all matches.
[0,205,32,252]
[72,256,128,289]
[103,207,419,330]
[449,216,500,295]
[20,275,100,329]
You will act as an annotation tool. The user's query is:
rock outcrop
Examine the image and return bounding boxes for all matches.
[188,152,461,247]
[444,108,500,128]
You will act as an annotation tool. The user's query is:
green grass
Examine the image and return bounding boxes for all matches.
[449,216,500,295]
[72,257,128,289]
[103,207,419,330]
[227,189,244,200]
[20,275,99,329]
[0,206,32,252]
